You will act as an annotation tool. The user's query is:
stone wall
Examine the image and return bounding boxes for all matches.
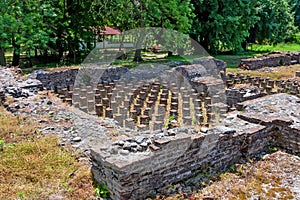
[224,72,300,107]
[279,126,300,153]
[30,61,300,200]
[0,89,5,105]
[226,88,265,107]
[91,93,299,199]
[35,57,227,91]
[35,66,129,90]
[239,52,300,70]
[90,121,286,199]
[36,68,79,90]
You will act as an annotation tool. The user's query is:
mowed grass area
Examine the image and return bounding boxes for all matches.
[215,42,300,69]
[250,42,300,53]
[0,106,96,200]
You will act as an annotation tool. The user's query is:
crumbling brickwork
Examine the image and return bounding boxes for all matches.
[239,52,300,70]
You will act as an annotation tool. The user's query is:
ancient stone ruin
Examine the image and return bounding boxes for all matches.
[239,51,300,70]
[225,72,300,107]
[36,58,227,131]
[8,56,298,199]
[0,88,5,105]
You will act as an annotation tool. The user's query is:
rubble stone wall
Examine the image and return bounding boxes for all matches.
[91,93,300,200]
[36,68,79,90]
[30,61,300,200]
[226,89,265,107]
[0,89,5,105]
[91,124,283,199]
[36,66,129,90]
[278,126,300,153]
[239,52,300,70]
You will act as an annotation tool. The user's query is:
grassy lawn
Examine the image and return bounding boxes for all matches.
[215,42,300,69]
[0,106,97,200]
[112,42,300,69]
[5,42,299,72]
[214,54,255,69]
[249,42,300,53]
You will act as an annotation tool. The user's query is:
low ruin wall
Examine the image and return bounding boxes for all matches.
[0,89,4,105]
[90,93,299,199]
[239,52,300,70]
[91,116,299,199]
[36,68,79,90]
[35,66,131,91]
[224,72,300,107]
[226,89,265,107]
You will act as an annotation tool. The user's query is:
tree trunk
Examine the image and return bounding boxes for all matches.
[133,28,145,62]
[241,41,247,51]
[27,51,32,67]
[12,44,20,66]
[0,47,6,66]
[133,49,143,62]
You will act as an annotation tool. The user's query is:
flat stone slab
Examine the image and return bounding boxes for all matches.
[237,93,300,129]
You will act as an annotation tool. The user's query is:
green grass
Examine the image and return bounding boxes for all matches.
[250,42,300,53]
[214,55,253,69]
[111,53,193,68]
[0,106,96,200]
[215,42,300,68]
[5,42,300,70]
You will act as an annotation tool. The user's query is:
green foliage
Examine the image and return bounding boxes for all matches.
[17,191,23,199]
[94,184,110,198]
[0,140,4,150]
[190,0,298,53]
[268,146,279,152]
[192,117,197,125]
[290,0,300,28]
[0,0,298,66]
[250,0,297,44]
[191,0,260,53]
[292,32,300,43]
[169,115,176,121]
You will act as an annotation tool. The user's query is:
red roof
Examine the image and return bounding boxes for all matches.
[100,26,121,35]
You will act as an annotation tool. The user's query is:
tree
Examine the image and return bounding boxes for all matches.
[191,0,259,54]
[94,0,194,61]
[290,0,300,28]
[0,0,14,66]
[0,0,62,66]
[249,0,297,44]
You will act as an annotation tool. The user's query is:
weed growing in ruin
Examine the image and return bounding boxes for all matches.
[0,140,4,151]
[94,184,110,198]
[192,117,197,125]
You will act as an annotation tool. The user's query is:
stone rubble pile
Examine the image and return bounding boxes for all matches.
[110,127,200,155]
[0,67,111,153]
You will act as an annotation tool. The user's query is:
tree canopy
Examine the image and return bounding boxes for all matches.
[0,0,299,66]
